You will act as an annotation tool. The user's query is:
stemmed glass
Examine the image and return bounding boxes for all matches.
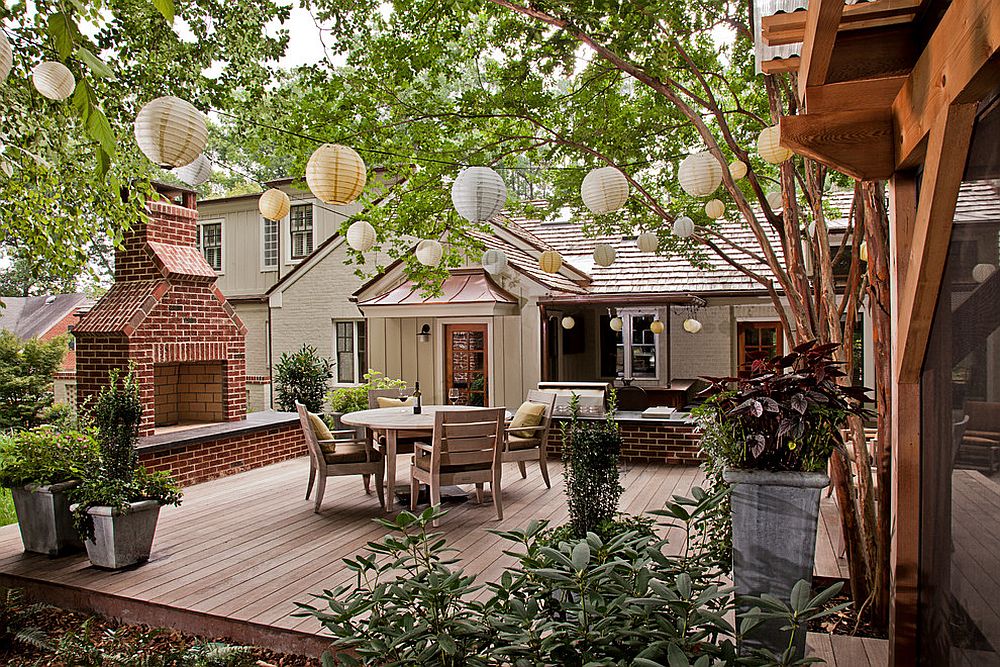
[448,389,462,405]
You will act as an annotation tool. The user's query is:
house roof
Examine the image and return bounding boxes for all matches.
[0,293,93,339]
[359,269,517,308]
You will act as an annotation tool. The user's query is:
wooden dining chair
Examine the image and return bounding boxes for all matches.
[296,401,385,512]
[503,390,557,488]
[409,407,505,526]
[368,388,422,456]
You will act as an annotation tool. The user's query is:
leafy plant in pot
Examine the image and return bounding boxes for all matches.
[71,367,182,569]
[0,427,99,555]
[696,340,870,658]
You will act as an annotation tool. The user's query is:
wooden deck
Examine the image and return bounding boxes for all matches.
[0,457,874,662]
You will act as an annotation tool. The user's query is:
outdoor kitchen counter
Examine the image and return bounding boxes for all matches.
[547,411,703,465]
[551,410,696,425]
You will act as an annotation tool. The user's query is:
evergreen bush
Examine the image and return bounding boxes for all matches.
[0,331,67,430]
[560,391,623,537]
[274,344,333,413]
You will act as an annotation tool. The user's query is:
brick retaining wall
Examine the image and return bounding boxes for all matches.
[547,418,704,465]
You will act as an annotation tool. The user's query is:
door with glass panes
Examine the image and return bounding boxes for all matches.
[444,324,488,406]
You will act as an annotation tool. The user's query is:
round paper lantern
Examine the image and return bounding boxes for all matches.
[766,191,783,211]
[609,316,623,332]
[581,166,629,214]
[637,232,658,253]
[593,242,616,267]
[481,249,508,274]
[683,318,703,334]
[134,96,208,168]
[306,144,367,205]
[258,188,291,221]
[346,220,376,252]
[32,61,75,101]
[729,160,748,180]
[451,166,507,222]
[175,154,212,186]
[672,216,695,238]
[650,319,665,335]
[678,152,723,197]
[859,241,869,263]
[973,263,997,283]
[539,250,563,274]
[561,316,576,330]
[705,199,725,220]
[757,125,792,164]
[0,33,12,84]
[807,221,817,238]
[416,239,443,267]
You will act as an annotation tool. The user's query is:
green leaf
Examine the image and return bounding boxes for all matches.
[85,106,116,156]
[571,541,590,571]
[150,0,175,24]
[75,47,114,78]
[47,13,77,59]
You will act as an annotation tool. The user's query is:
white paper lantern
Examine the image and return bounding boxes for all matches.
[807,221,817,238]
[705,199,725,220]
[678,152,723,197]
[451,166,507,222]
[258,189,291,221]
[416,239,443,267]
[0,33,12,84]
[859,241,869,263]
[766,191,783,212]
[561,316,576,330]
[134,96,208,168]
[593,242,616,267]
[650,319,665,335]
[539,250,563,274]
[637,232,659,253]
[481,249,508,274]
[683,318,703,334]
[32,61,75,101]
[757,125,793,164]
[306,144,367,205]
[581,166,629,214]
[175,154,212,186]
[973,263,997,283]
[610,316,624,332]
[672,216,695,238]
[729,160,748,180]
[346,220,376,252]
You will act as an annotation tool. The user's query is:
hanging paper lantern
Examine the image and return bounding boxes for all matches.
[637,232,658,253]
[416,239,444,267]
[650,319,665,335]
[306,144,367,205]
[134,96,208,168]
[258,189,290,221]
[610,316,624,332]
[757,125,792,164]
[859,241,869,263]
[0,33,11,84]
[451,166,507,222]
[705,199,725,220]
[729,160,748,180]
[175,154,212,186]
[678,152,723,197]
[807,221,817,238]
[672,216,695,238]
[766,191,783,211]
[683,318,703,334]
[539,250,563,274]
[581,166,629,214]
[346,220,376,252]
[32,61,75,101]
[593,242,616,267]
[561,316,576,330]
[973,263,997,283]
[481,249,508,274]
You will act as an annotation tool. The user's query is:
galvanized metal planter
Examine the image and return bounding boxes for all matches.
[10,481,83,556]
[77,500,162,570]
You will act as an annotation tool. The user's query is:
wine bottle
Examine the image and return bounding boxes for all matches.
[412,381,422,414]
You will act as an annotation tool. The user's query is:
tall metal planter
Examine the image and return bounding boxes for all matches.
[77,500,162,570]
[724,469,829,659]
[10,482,83,555]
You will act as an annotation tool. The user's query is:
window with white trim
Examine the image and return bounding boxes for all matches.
[262,217,278,270]
[335,320,368,384]
[290,204,314,260]
[599,310,658,379]
[198,221,223,272]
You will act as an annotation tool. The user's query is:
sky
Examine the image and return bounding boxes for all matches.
[266,5,334,69]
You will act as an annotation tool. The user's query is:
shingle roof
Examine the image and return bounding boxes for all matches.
[954,181,1000,224]
[469,225,590,295]
[0,293,92,339]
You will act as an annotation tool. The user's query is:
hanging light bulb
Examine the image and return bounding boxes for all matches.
[561,316,576,330]
[593,242,616,267]
[481,249,508,274]
[346,220,376,252]
[609,316,624,332]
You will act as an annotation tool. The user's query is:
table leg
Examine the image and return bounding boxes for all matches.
[385,429,398,513]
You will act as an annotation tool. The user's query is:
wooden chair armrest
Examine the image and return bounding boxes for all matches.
[412,441,435,455]
[506,425,541,434]
[966,429,1000,439]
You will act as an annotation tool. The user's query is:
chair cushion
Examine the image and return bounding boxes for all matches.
[376,396,416,408]
[508,434,540,450]
[308,412,335,441]
[414,454,491,474]
[510,401,546,437]
[322,442,375,465]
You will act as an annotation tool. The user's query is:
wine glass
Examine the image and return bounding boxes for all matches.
[448,389,462,405]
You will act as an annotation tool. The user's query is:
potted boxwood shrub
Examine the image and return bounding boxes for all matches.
[696,340,869,658]
[0,426,99,555]
[327,370,406,434]
[71,367,182,569]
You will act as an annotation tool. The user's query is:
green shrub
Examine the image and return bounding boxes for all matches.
[274,344,333,413]
[0,427,100,489]
[327,369,407,414]
[560,391,623,537]
[0,331,67,430]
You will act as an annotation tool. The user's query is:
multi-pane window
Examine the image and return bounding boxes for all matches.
[290,205,314,260]
[198,221,222,272]
[335,321,368,384]
[599,311,658,379]
[737,322,783,376]
[262,218,278,270]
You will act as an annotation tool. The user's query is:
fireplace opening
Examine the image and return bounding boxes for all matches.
[154,361,225,430]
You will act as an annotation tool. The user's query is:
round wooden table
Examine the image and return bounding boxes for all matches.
[342,405,504,512]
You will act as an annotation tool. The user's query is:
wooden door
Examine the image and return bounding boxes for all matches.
[445,324,489,406]
[738,321,783,375]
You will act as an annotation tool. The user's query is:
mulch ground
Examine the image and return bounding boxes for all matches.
[806,580,888,640]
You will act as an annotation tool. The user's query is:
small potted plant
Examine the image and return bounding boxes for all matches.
[696,340,869,657]
[71,367,182,569]
[0,426,99,555]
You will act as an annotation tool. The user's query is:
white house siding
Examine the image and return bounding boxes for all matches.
[669,304,734,379]
[232,301,271,411]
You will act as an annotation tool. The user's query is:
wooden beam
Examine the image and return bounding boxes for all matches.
[894,103,977,383]
[760,56,800,75]
[762,0,920,47]
[779,109,895,181]
[804,75,907,114]
[893,0,1000,168]
[797,0,846,102]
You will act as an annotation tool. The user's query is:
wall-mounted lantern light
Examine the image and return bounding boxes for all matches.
[417,323,432,342]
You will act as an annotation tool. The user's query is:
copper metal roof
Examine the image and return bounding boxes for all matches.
[358,269,518,308]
